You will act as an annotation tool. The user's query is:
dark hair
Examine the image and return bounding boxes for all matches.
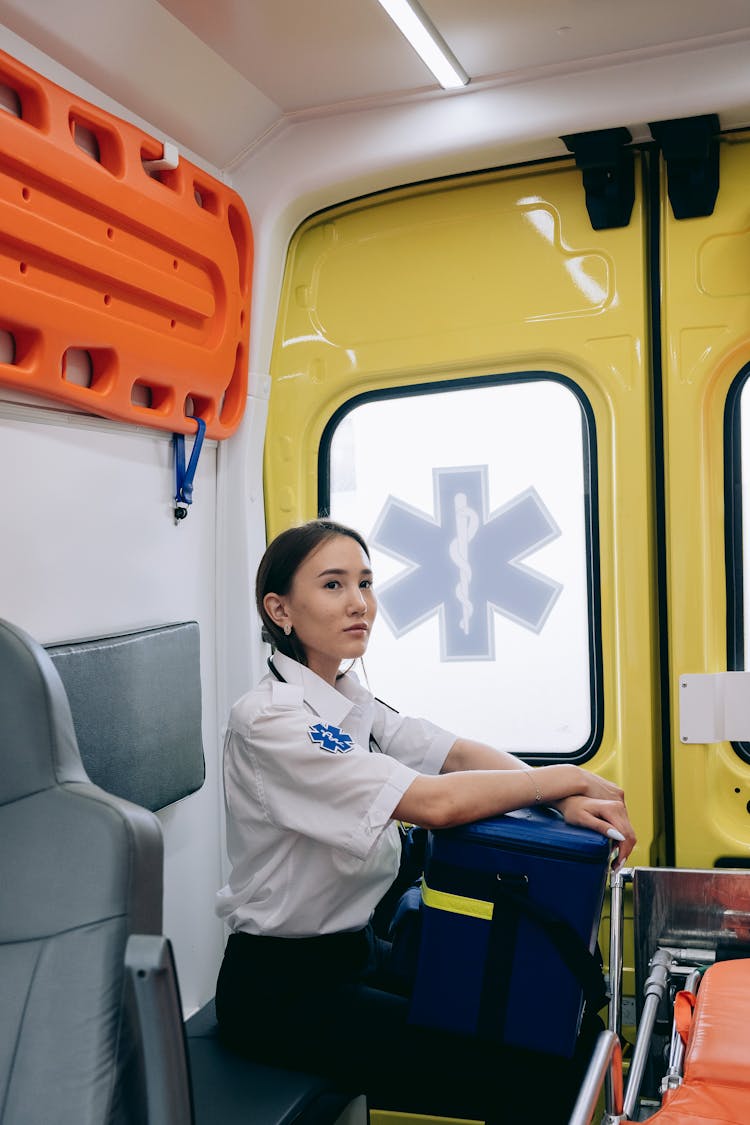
[256,519,370,663]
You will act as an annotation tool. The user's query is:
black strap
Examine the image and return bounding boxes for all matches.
[478,873,526,1038]
[490,877,608,1013]
[428,859,608,1025]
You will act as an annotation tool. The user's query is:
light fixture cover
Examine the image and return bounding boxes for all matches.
[376,0,469,90]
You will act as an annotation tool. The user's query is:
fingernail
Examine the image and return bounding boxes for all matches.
[607,828,625,842]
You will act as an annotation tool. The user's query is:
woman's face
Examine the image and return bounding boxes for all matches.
[267,534,377,684]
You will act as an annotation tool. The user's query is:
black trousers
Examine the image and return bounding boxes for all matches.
[215,926,599,1125]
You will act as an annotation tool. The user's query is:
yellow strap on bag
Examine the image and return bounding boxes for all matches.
[420,877,494,921]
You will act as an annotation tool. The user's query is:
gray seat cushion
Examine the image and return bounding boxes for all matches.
[185,1002,358,1125]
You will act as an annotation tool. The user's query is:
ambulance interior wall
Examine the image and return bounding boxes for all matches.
[0,29,236,1017]
[0,406,224,1016]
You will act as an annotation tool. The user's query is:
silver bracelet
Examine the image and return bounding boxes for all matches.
[526,770,542,803]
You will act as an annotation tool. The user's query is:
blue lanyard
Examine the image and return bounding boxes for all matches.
[173,418,206,522]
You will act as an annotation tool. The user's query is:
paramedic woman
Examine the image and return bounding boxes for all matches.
[215,519,635,1125]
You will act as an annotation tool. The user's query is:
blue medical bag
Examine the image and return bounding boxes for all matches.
[408,807,611,1058]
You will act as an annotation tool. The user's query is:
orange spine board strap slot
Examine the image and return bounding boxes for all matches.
[0,48,252,438]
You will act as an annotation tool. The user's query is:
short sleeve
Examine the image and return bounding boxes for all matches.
[373,703,456,776]
[225,704,418,860]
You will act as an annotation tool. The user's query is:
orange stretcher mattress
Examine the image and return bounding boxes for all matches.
[0,48,252,438]
[643,959,750,1125]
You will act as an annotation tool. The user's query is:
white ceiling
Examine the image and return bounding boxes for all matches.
[158,0,750,111]
[1,0,750,170]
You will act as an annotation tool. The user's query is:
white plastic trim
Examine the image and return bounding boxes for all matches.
[142,140,180,172]
[678,672,750,744]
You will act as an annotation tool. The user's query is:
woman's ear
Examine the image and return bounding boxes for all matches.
[263,592,289,629]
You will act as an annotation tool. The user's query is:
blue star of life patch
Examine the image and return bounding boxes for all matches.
[308,722,353,754]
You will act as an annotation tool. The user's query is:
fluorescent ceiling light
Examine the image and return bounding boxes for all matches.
[376,0,469,90]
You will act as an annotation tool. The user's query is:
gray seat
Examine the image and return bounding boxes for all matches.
[0,617,365,1125]
[0,617,163,1125]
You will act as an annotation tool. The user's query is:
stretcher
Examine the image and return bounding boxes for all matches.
[569,867,750,1124]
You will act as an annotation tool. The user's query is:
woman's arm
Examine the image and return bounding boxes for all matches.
[440,737,532,773]
[395,742,636,865]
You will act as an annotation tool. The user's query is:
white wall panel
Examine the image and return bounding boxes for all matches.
[0,401,223,1013]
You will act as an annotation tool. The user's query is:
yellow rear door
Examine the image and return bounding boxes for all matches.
[266,158,660,878]
[661,129,750,866]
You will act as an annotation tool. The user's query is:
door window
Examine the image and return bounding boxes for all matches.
[725,364,750,763]
[323,375,600,757]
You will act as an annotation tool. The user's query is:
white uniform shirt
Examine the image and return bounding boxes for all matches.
[216,651,456,937]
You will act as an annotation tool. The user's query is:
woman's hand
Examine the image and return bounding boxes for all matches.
[566,766,626,805]
[554,792,636,870]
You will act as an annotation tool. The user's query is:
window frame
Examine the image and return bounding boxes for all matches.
[724,362,750,764]
[317,369,604,764]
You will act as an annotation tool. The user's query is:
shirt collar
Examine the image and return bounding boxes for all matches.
[269,652,372,725]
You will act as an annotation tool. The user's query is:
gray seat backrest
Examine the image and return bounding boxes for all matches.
[47,623,205,812]
[0,618,164,1125]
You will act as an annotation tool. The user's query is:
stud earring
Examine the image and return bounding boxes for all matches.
[283,623,292,636]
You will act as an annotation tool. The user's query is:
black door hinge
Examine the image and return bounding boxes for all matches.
[561,127,634,231]
[648,114,721,220]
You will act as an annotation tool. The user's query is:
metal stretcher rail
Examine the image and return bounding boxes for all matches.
[569,865,750,1125]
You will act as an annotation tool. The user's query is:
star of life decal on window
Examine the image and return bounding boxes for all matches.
[370,465,562,662]
[308,722,354,753]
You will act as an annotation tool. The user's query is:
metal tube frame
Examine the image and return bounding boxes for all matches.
[621,947,673,1119]
[608,868,627,1042]
[604,867,630,1115]
[567,1031,624,1125]
[566,868,632,1125]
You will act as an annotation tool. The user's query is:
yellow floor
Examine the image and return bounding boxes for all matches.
[370,1112,482,1125]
